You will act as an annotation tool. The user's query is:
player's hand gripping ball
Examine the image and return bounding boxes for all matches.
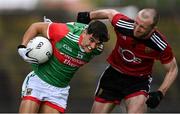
[26,36,53,64]
[18,36,53,64]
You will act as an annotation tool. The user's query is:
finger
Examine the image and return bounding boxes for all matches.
[25,57,39,64]
[26,59,39,64]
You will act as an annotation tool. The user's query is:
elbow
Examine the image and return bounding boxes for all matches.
[175,65,178,76]
[30,22,46,34]
[101,9,118,21]
[29,23,40,32]
[105,9,117,13]
[30,22,42,29]
[106,9,118,16]
[172,57,178,77]
[172,63,178,78]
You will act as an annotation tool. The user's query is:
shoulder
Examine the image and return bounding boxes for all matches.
[66,22,88,30]
[111,13,134,36]
[48,22,69,33]
[147,30,171,52]
[66,22,88,34]
[112,13,134,31]
[112,13,134,26]
[48,22,69,41]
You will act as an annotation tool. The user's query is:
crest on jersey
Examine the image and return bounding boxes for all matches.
[145,47,153,54]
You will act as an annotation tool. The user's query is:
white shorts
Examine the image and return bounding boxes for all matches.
[21,71,70,112]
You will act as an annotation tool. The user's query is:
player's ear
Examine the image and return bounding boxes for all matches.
[154,26,157,29]
[83,29,88,34]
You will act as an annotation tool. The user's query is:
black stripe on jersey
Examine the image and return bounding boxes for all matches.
[150,33,167,51]
[115,19,134,36]
[116,20,134,29]
[144,32,167,52]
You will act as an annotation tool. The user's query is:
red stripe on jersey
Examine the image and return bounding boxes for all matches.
[53,47,87,67]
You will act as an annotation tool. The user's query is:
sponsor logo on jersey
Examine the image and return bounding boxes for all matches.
[60,52,87,67]
[119,47,142,64]
[63,44,72,52]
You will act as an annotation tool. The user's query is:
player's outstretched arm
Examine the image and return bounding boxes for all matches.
[90,9,119,22]
[158,57,178,95]
[77,9,119,24]
[146,57,178,108]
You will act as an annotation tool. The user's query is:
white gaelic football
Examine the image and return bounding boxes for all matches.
[26,36,53,64]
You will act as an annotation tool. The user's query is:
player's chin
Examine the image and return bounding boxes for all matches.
[85,50,92,53]
[134,33,145,38]
[84,48,92,53]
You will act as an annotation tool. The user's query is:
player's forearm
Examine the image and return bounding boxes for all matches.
[90,10,109,19]
[158,58,178,95]
[21,23,39,46]
[21,22,48,46]
[90,9,118,21]
[158,71,177,95]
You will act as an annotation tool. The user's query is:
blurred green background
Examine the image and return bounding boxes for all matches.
[0,0,179,113]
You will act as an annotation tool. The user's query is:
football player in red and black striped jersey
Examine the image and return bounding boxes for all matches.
[77,8,178,113]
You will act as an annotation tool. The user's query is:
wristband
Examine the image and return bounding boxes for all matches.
[17,45,26,49]
[77,12,91,24]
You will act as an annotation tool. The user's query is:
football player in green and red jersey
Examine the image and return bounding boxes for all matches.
[18,20,109,113]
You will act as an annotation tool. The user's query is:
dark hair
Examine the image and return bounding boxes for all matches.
[87,20,109,42]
